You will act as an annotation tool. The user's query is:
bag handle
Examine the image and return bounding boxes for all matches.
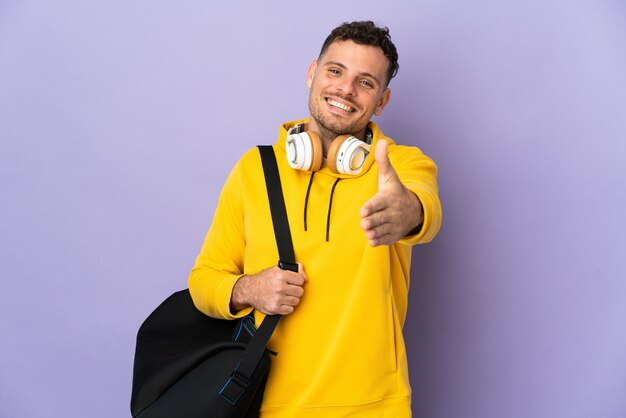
[219,145,296,405]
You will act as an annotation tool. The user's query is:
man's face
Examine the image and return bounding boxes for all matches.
[306,40,391,140]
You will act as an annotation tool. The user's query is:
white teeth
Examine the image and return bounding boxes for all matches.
[327,99,353,112]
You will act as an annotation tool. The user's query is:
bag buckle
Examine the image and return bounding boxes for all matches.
[219,367,250,405]
[278,260,298,272]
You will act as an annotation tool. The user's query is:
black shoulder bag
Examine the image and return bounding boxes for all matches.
[130,146,295,418]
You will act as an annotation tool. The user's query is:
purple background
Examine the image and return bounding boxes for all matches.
[1,1,625,417]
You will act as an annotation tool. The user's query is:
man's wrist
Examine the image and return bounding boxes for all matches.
[230,275,250,312]
[406,190,424,237]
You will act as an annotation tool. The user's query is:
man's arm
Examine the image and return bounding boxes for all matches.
[359,139,439,247]
[189,148,308,319]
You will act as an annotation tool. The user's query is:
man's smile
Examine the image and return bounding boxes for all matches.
[326,97,355,113]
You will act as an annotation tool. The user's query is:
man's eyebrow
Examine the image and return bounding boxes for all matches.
[323,61,381,85]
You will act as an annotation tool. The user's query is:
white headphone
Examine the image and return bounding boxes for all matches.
[285,125,371,175]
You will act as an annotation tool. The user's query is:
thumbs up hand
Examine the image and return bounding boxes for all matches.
[359,140,424,247]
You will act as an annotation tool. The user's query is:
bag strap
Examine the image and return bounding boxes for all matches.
[259,145,297,269]
[220,145,296,405]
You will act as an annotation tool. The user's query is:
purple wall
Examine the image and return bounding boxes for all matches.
[1,1,625,417]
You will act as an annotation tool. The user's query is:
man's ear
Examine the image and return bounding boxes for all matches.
[373,88,391,116]
[306,60,318,88]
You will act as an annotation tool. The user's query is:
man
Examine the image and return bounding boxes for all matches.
[189,21,441,417]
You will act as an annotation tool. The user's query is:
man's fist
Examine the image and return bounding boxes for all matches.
[231,263,307,315]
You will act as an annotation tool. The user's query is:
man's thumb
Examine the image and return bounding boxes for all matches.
[375,139,396,187]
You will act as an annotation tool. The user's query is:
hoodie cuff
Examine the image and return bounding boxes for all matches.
[398,183,441,245]
[215,274,254,319]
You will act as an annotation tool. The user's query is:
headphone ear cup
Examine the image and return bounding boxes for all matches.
[286,131,323,171]
[327,135,351,174]
[328,135,370,175]
[306,131,324,172]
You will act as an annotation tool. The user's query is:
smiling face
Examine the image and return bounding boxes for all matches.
[306,40,391,146]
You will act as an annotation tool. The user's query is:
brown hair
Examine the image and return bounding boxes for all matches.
[319,21,399,86]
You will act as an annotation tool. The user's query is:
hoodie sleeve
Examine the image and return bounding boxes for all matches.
[188,151,255,320]
[389,143,442,245]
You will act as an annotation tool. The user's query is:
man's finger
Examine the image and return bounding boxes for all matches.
[360,194,386,218]
[360,207,386,230]
[367,231,393,247]
[375,139,399,188]
[296,262,308,282]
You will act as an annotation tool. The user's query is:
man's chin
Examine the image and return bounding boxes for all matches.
[316,118,357,137]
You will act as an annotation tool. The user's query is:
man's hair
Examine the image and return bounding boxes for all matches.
[319,21,399,87]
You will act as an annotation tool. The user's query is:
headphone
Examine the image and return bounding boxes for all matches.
[285,124,372,175]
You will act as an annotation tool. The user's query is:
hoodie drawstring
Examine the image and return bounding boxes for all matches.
[302,173,342,242]
[325,178,342,242]
[303,172,315,231]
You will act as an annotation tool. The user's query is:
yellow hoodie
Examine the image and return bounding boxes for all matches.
[189,120,441,417]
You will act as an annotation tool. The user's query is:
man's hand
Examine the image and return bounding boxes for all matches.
[231,263,307,315]
[359,140,424,247]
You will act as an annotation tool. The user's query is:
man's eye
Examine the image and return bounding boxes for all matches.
[360,80,373,88]
[329,69,341,75]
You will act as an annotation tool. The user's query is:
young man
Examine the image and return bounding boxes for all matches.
[189,21,442,417]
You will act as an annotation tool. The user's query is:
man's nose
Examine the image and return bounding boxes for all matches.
[336,77,357,96]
